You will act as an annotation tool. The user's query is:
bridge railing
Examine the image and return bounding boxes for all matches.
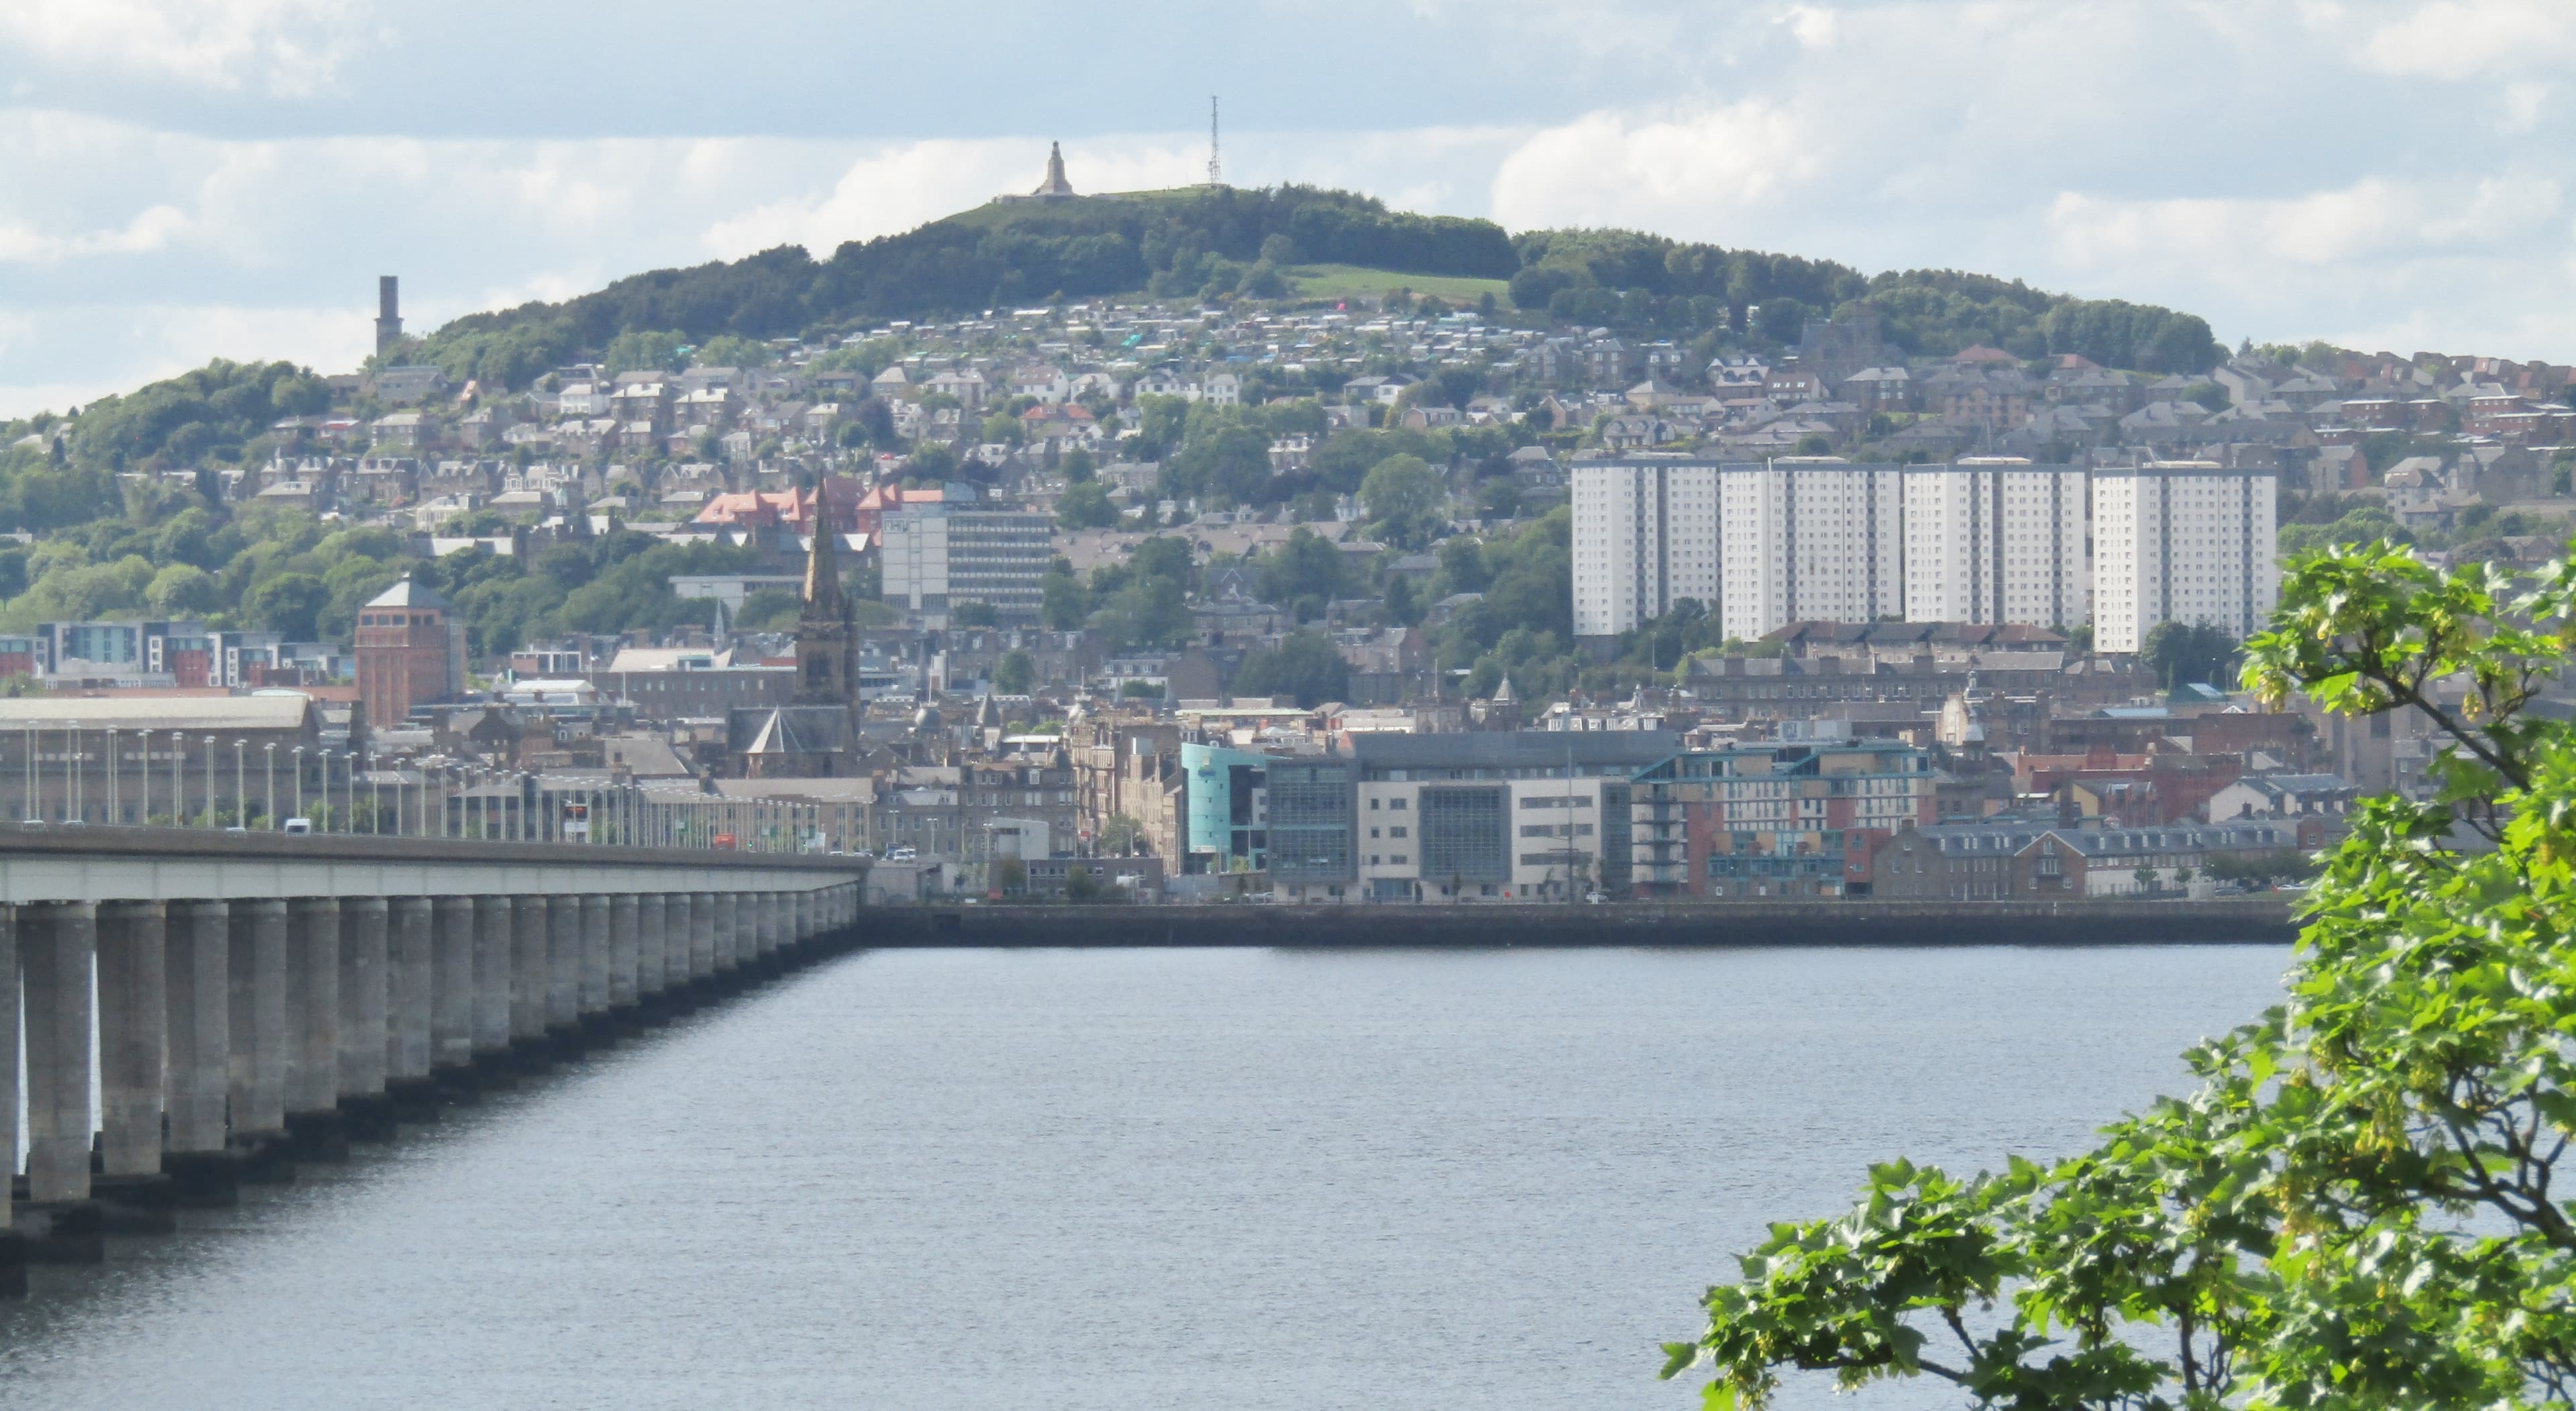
[2,724,847,853]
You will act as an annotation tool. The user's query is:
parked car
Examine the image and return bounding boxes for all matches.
[282,817,313,835]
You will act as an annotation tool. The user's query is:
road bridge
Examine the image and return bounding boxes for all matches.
[2,829,865,1294]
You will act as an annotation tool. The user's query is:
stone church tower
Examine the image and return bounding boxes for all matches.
[794,478,853,705]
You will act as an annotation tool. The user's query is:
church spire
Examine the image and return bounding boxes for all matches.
[794,478,853,707]
[800,478,845,622]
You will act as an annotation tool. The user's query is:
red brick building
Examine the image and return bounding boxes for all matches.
[356,578,460,729]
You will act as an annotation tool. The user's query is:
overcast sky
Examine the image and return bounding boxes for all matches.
[1,0,2569,417]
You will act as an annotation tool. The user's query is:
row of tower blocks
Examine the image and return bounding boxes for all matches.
[1570,458,2279,653]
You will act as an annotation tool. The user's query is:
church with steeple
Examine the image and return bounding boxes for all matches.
[726,478,861,778]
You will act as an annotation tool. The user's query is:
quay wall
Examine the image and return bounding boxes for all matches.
[863,898,2300,949]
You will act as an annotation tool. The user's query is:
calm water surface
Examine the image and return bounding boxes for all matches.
[0,944,2286,1410]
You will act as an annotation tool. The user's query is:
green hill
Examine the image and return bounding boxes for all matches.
[405,182,2220,391]
[413,185,1519,387]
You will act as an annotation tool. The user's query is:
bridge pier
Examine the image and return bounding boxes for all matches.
[97,900,168,1185]
[285,898,347,1159]
[429,896,476,1098]
[545,894,580,1045]
[227,898,292,1178]
[509,891,549,1066]
[637,893,669,1010]
[384,896,436,1120]
[716,892,743,979]
[690,891,716,986]
[578,894,611,1029]
[609,894,639,1016]
[166,900,235,1201]
[335,898,392,1142]
[472,896,514,1072]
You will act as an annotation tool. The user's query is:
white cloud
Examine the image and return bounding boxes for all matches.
[0,204,191,263]
[1778,4,1841,48]
[2357,0,2576,78]
[702,138,1205,261]
[0,0,380,97]
[0,302,367,418]
[1489,103,1817,236]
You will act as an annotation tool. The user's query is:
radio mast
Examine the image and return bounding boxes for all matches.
[1205,95,1223,188]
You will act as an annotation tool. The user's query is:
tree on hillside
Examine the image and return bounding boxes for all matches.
[1664,537,2576,1411]
[1232,629,1350,708]
[1360,454,1444,550]
[2139,619,2237,689]
[1056,480,1119,529]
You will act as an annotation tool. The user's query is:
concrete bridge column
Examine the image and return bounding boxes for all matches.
[21,902,97,1203]
[546,894,581,1034]
[711,892,739,972]
[579,894,611,1018]
[637,894,667,1000]
[609,894,639,1010]
[690,892,716,980]
[662,892,691,986]
[96,900,168,1180]
[792,890,812,946]
[0,906,15,1206]
[164,900,230,1158]
[472,896,513,1057]
[386,896,435,1091]
[227,897,291,1139]
[511,895,549,1044]
[284,899,342,1138]
[430,896,476,1075]
[334,898,388,1107]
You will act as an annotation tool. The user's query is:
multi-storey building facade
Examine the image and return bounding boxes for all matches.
[878,505,1053,626]
[1901,458,2089,630]
[354,578,462,728]
[2090,460,2277,653]
[1571,458,1904,643]
[1578,454,2277,657]
[1628,737,1933,900]
[1271,732,1682,904]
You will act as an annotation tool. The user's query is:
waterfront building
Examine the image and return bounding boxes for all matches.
[1627,737,1934,901]
[1271,731,1684,904]
[1860,816,2300,899]
[1181,740,1275,873]
[2090,460,2277,653]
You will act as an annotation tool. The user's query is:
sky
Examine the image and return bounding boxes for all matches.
[0,0,2570,418]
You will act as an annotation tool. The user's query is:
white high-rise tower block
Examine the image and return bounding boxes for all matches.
[2088,460,2277,654]
[1901,458,2090,630]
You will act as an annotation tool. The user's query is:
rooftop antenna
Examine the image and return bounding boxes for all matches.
[1205,95,1223,188]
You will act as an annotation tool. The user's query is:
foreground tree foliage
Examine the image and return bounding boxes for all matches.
[1663,538,2576,1410]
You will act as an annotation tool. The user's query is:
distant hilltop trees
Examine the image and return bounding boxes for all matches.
[409,182,2218,393]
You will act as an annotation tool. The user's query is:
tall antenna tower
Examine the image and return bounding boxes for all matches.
[1205,95,1224,188]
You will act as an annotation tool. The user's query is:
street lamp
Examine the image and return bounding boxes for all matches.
[67,723,80,823]
[291,745,305,824]
[138,729,150,826]
[264,743,276,829]
[202,735,217,828]
[106,727,118,825]
[233,739,246,829]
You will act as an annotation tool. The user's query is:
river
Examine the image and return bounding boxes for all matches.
[0,943,2286,1410]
